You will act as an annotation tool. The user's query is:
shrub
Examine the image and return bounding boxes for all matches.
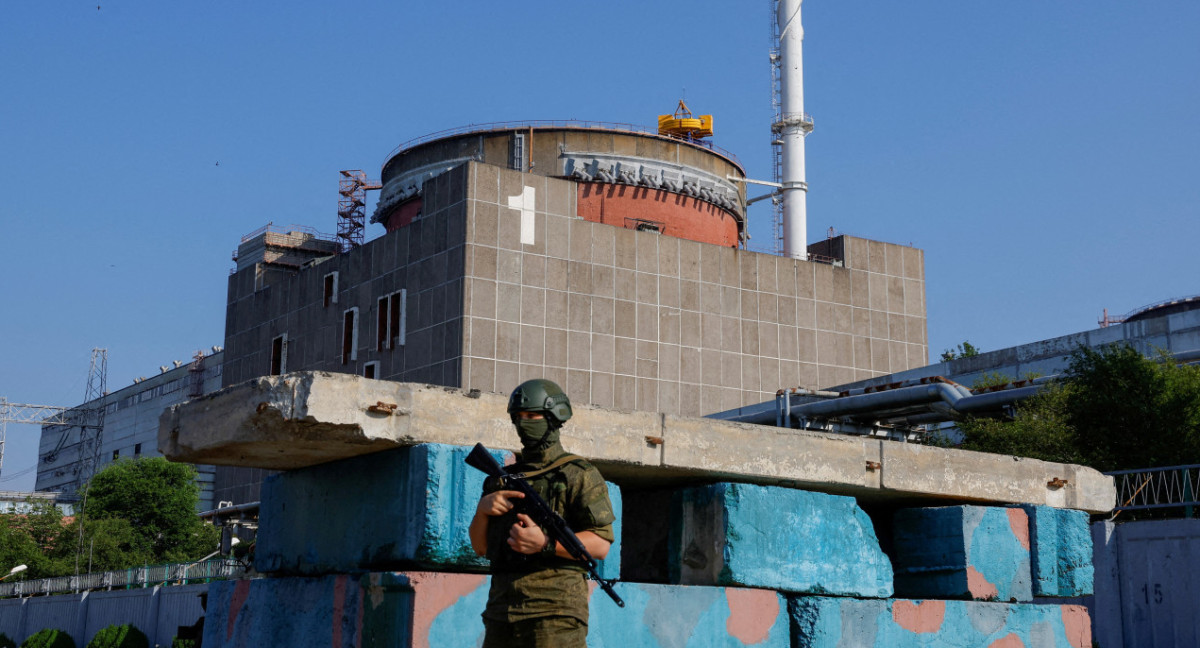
[170,639,195,648]
[0,632,16,648]
[86,625,147,648]
[19,629,74,648]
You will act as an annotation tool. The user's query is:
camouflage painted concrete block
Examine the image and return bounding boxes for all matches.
[256,443,622,579]
[204,575,364,648]
[789,596,1092,648]
[206,572,788,648]
[670,483,893,597]
[893,506,1032,602]
[1015,505,1094,597]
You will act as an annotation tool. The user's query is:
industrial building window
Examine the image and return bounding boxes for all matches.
[270,334,288,375]
[377,296,389,351]
[363,361,379,379]
[343,307,360,364]
[112,449,120,461]
[134,443,142,457]
[395,290,407,347]
[376,290,407,350]
[510,133,526,171]
[323,272,339,307]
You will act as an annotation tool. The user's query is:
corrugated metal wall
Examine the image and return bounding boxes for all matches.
[0,584,206,646]
[1092,519,1200,648]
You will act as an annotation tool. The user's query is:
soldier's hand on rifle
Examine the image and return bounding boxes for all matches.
[476,490,525,516]
[508,513,548,554]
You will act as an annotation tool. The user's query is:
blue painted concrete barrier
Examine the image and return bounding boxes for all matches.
[789,596,1092,648]
[205,575,364,648]
[669,483,893,597]
[256,443,621,579]
[207,572,788,648]
[893,506,1033,602]
[1015,505,1094,598]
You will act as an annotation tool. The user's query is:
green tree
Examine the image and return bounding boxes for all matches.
[1061,345,1200,471]
[951,382,1084,465]
[0,501,73,578]
[86,624,148,648]
[57,517,153,573]
[19,629,74,648]
[80,458,219,563]
[947,344,1200,471]
[940,341,980,362]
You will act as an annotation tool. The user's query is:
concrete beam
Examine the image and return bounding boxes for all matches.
[160,372,1115,512]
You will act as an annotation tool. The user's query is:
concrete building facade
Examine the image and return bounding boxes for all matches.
[220,125,928,502]
[36,351,222,511]
[839,301,1200,392]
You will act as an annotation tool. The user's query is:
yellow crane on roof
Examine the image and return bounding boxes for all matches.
[658,100,713,140]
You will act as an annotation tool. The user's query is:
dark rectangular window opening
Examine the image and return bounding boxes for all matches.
[270,334,287,375]
[510,133,526,171]
[377,296,389,351]
[112,449,120,461]
[323,272,338,307]
[134,443,142,457]
[363,362,378,379]
[342,308,358,365]
[390,290,406,347]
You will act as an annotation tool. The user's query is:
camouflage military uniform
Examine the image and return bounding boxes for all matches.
[480,443,615,648]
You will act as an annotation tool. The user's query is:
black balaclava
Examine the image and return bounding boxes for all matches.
[514,416,563,464]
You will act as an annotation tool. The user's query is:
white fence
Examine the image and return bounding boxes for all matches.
[0,559,242,599]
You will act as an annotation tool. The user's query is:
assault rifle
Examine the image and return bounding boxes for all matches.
[465,442,625,607]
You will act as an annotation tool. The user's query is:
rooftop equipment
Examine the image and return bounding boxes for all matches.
[657,100,714,140]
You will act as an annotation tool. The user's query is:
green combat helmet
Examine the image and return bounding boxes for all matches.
[508,379,573,425]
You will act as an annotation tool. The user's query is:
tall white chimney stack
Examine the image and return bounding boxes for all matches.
[776,0,813,260]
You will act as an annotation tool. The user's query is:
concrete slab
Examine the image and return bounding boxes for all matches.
[160,372,1115,512]
[788,597,1092,648]
[893,506,1033,602]
[880,442,1112,513]
[670,483,893,597]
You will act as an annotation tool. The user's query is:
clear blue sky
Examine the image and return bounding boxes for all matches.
[2,1,1197,491]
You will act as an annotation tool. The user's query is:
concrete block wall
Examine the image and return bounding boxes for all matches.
[205,571,791,648]
[202,571,1095,648]
[255,443,622,580]
[195,433,1098,647]
[893,506,1033,602]
[669,483,893,597]
[789,597,1092,648]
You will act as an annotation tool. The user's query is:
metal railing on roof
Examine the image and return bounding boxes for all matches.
[383,120,744,170]
[238,222,338,245]
[0,559,245,599]
[1108,464,1200,514]
[1121,293,1200,321]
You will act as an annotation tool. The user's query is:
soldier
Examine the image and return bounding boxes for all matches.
[469,379,616,648]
